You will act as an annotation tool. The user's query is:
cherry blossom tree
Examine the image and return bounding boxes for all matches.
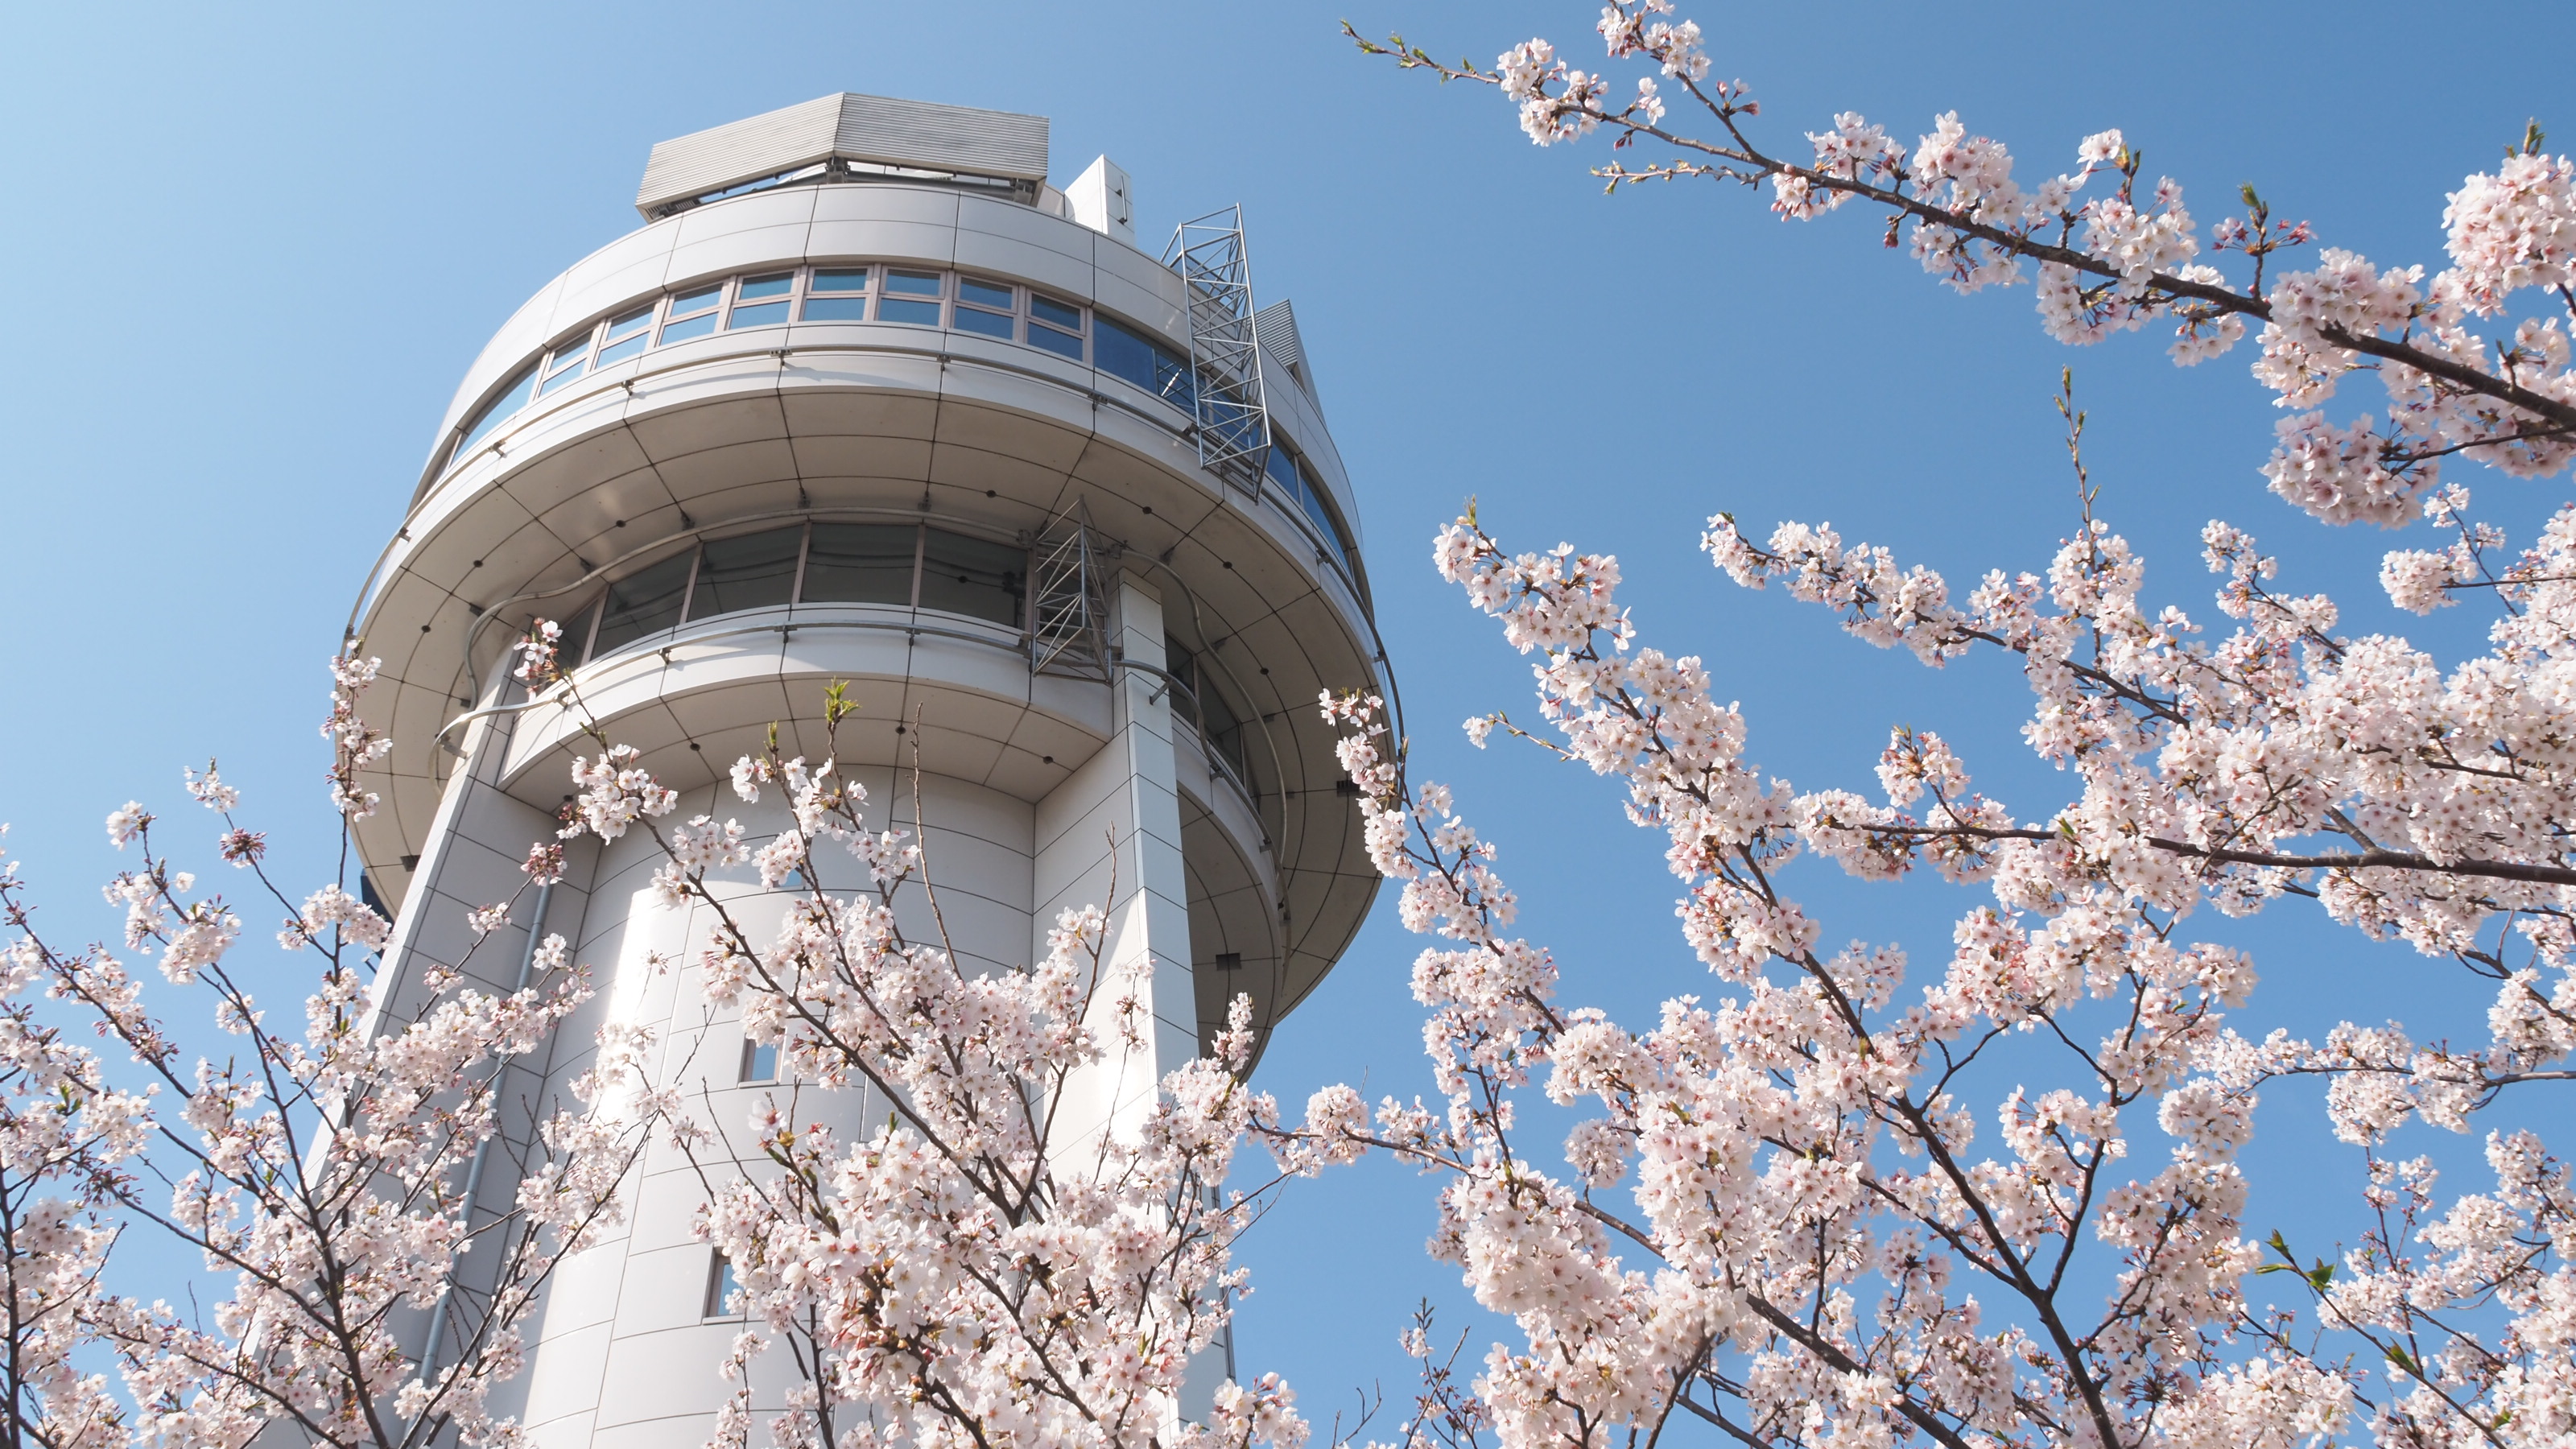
[505,629,1315,1449]
[2,621,1319,1449]
[1249,9,2576,1448]
[1,837,154,1449]
[0,650,671,1449]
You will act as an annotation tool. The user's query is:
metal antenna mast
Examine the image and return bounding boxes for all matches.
[1162,205,1269,485]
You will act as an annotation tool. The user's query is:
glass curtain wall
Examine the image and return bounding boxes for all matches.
[576,522,1027,663]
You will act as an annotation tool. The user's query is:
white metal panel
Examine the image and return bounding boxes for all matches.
[637,93,1049,217]
[830,93,1046,181]
[635,94,844,217]
[1253,299,1313,401]
[1066,155,1134,246]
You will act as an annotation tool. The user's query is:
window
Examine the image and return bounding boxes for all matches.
[1029,293,1084,360]
[454,364,537,460]
[739,1038,778,1083]
[918,529,1026,627]
[1294,453,1356,570]
[687,528,802,619]
[576,523,1035,665]
[729,272,793,329]
[440,268,1158,485]
[703,1250,741,1319]
[595,303,654,367]
[878,269,943,325]
[588,550,694,657]
[536,328,592,396]
[1265,440,1355,572]
[800,523,919,605]
[954,278,1016,340]
[1096,316,1194,411]
[802,266,870,321]
[1166,637,1249,782]
[660,283,723,344]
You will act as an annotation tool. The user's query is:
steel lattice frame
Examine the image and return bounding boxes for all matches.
[1028,518,1112,681]
[1162,206,1270,484]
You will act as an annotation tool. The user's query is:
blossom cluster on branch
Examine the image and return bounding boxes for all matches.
[1280,10,2576,1447]
[515,668,1314,1449]
[1352,3,2576,530]
[2,657,670,1449]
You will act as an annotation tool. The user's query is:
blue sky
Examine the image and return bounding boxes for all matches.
[2,0,2570,1430]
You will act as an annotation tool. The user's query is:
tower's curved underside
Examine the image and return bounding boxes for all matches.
[349,92,1385,1449]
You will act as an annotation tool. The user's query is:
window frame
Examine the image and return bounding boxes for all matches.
[580,543,700,663]
[952,275,1018,342]
[800,264,873,322]
[876,267,947,326]
[1027,290,1086,361]
[535,324,597,397]
[726,270,798,331]
[658,283,725,344]
[593,302,657,368]
[576,521,1040,666]
[702,1249,741,1320]
[444,264,1125,481]
[450,361,539,465]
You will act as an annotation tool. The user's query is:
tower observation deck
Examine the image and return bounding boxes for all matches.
[345,93,1386,1449]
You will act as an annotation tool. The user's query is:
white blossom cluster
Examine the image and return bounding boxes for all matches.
[536,701,1314,1449]
[2,651,671,1449]
[1396,2,2576,530]
[1288,471,2576,1447]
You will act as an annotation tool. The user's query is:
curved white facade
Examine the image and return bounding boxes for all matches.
[349,94,1385,1449]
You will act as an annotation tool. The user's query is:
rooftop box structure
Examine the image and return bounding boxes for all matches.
[635,92,1051,218]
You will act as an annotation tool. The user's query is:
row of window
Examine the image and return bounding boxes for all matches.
[572,522,1029,662]
[1265,442,1351,571]
[454,263,1121,462]
[443,263,1360,579]
[565,518,1257,782]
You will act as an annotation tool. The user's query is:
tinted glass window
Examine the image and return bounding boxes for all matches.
[1026,324,1083,360]
[958,278,1013,310]
[801,295,869,321]
[455,365,538,458]
[1166,638,1249,780]
[953,307,1013,340]
[1265,444,1302,498]
[662,286,722,342]
[1096,316,1193,409]
[590,551,694,657]
[728,299,790,328]
[597,304,654,365]
[687,528,802,619]
[810,267,869,293]
[878,296,941,325]
[917,529,1025,627]
[602,305,654,342]
[737,273,793,300]
[799,524,918,605]
[538,333,591,394]
[1030,295,1081,330]
[1298,456,1352,566]
[884,270,942,296]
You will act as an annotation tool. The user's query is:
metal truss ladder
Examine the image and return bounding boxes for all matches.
[1163,205,1270,486]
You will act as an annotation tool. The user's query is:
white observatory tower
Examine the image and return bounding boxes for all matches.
[345,93,1385,1449]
